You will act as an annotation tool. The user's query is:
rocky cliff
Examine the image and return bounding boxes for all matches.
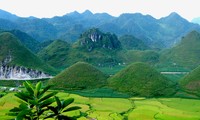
[0,55,51,80]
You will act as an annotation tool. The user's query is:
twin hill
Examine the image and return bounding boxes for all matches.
[48,62,108,89]
[108,62,176,97]
[0,32,56,75]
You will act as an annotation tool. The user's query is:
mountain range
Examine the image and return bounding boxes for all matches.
[1,9,200,48]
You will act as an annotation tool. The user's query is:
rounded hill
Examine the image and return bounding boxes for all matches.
[108,62,176,97]
[48,62,108,89]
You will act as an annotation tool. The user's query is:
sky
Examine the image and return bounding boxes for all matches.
[0,0,199,21]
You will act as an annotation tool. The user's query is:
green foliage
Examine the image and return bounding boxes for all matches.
[108,62,176,97]
[0,32,57,75]
[7,81,81,120]
[48,62,108,89]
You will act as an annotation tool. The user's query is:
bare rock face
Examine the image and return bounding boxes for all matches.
[0,55,51,80]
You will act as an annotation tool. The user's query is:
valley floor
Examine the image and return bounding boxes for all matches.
[0,92,200,120]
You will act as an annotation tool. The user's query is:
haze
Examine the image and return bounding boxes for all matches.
[0,0,199,21]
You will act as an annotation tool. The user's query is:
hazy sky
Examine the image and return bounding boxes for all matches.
[0,0,199,21]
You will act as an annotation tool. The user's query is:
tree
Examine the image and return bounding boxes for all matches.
[8,81,81,120]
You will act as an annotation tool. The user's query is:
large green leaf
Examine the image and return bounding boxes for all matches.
[39,91,57,102]
[38,85,52,98]
[40,98,55,108]
[23,81,34,95]
[62,98,74,108]
[47,106,58,114]
[63,106,81,113]
[15,92,31,102]
[34,81,42,97]
[29,100,38,106]
[55,96,62,110]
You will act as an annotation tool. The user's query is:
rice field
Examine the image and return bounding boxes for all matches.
[1,92,200,120]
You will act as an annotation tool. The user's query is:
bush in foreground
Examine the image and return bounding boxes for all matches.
[7,81,81,120]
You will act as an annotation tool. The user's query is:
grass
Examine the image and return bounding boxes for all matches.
[1,92,200,120]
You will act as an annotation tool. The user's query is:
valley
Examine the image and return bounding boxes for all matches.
[0,9,200,120]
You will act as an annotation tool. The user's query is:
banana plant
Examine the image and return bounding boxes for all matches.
[46,96,81,120]
[8,81,57,120]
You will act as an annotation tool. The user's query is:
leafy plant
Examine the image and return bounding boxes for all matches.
[7,81,81,120]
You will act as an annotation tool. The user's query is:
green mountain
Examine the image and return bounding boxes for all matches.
[119,35,149,50]
[37,40,71,68]
[38,28,122,69]
[159,31,200,70]
[180,66,200,94]
[48,62,108,89]
[108,62,176,97]
[0,32,56,75]
[6,30,40,53]
[76,28,121,51]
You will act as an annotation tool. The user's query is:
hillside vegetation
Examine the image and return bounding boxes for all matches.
[108,62,176,97]
[48,62,108,89]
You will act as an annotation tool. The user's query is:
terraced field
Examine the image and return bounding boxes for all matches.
[0,92,200,120]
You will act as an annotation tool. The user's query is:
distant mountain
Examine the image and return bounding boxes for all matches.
[108,62,176,97]
[0,18,19,30]
[1,9,200,48]
[99,12,200,48]
[15,18,58,41]
[59,24,85,43]
[119,35,149,50]
[0,32,57,75]
[192,17,200,25]
[158,12,200,47]
[0,9,18,21]
[159,31,200,70]
[48,62,108,89]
